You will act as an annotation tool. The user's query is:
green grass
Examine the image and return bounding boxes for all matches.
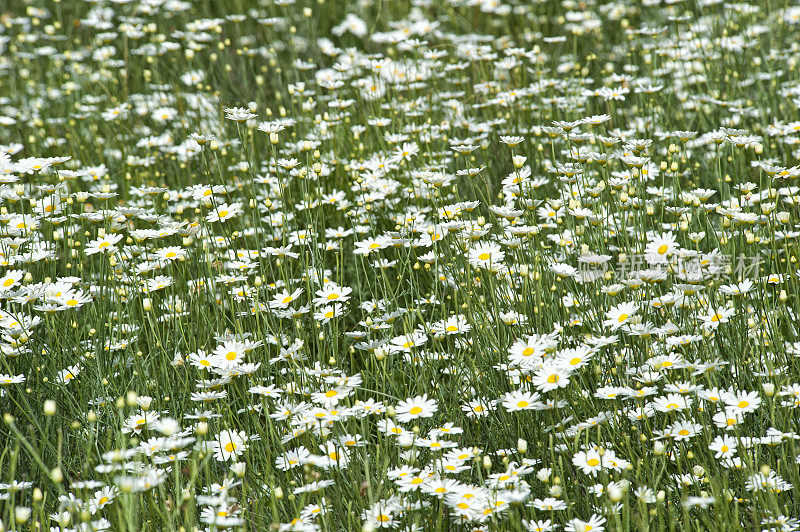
[0,0,799,530]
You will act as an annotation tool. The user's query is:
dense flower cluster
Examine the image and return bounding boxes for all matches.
[0,0,799,530]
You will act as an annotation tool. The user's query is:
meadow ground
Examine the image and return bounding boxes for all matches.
[0,0,800,530]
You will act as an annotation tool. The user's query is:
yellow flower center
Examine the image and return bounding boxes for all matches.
[409,406,423,415]
[657,244,668,254]
[587,458,600,466]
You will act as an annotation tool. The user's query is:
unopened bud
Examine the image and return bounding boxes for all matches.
[14,507,31,524]
[654,441,666,455]
[126,390,138,407]
[231,462,246,478]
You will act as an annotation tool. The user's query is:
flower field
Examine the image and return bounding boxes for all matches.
[1,0,800,530]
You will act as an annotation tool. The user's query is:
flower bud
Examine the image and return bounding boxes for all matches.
[44,400,56,416]
[231,462,246,477]
[653,441,666,455]
[15,507,31,524]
